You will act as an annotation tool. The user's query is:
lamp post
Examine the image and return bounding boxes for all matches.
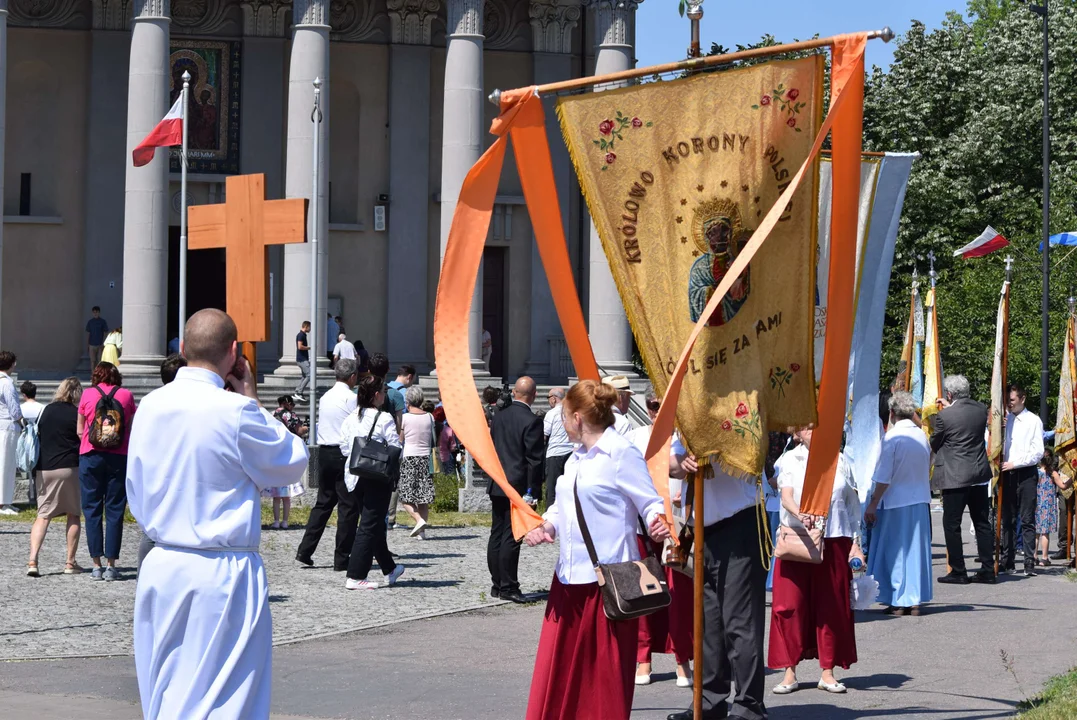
[1029,0,1051,425]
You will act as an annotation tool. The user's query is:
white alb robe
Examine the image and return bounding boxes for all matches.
[127,366,307,720]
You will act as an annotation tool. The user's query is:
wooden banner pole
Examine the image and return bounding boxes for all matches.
[692,471,704,719]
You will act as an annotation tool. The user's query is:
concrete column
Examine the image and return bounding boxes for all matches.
[439,0,486,374]
[119,0,170,377]
[277,0,329,374]
[585,0,637,376]
[387,0,438,370]
[80,26,130,373]
[525,1,580,381]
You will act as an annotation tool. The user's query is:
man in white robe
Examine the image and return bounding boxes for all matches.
[128,309,308,720]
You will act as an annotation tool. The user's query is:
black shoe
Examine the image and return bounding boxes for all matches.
[490,587,501,599]
[999,565,1016,575]
[1050,550,1070,561]
[668,711,723,720]
[969,572,997,584]
[333,564,349,572]
[937,572,970,585]
[1022,567,1038,578]
[295,553,314,567]
[500,591,529,604]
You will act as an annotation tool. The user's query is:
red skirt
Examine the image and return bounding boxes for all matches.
[768,535,857,671]
[526,576,638,720]
[636,536,693,664]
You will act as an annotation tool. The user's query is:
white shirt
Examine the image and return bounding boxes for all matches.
[544,404,572,458]
[339,407,402,458]
[126,367,309,550]
[871,418,932,510]
[333,340,356,361]
[544,427,665,585]
[777,443,860,539]
[612,407,632,436]
[20,399,45,425]
[317,381,357,446]
[631,427,688,521]
[0,373,22,431]
[1004,409,1045,469]
[671,435,759,526]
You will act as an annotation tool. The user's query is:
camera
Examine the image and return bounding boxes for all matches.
[497,383,513,410]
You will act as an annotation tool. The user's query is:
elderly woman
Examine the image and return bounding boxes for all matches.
[769,426,860,695]
[865,391,934,616]
[340,375,405,590]
[27,378,84,576]
[399,385,435,539]
[524,380,670,720]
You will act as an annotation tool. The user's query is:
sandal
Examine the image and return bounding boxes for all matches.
[64,563,84,575]
[26,562,40,578]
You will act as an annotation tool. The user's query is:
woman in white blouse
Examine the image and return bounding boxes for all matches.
[768,426,860,695]
[865,391,934,616]
[339,375,405,591]
[524,380,670,720]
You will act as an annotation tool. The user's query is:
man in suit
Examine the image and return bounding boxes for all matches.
[489,376,544,603]
[931,374,996,584]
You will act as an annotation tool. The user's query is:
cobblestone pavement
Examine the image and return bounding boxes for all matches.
[0,519,558,660]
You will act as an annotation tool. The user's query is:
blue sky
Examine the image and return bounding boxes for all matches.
[635,1,964,72]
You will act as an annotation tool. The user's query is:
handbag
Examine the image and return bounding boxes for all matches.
[348,410,402,487]
[774,522,825,564]
[573,481,671,621]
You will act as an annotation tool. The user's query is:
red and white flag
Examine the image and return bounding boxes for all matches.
[132,97,183,167]
[954,226,1009,258]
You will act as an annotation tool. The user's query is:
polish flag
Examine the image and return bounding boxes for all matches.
[132,97,183,167]
[953,226,1009,259]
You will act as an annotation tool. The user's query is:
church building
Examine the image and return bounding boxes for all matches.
[2,0,643,385]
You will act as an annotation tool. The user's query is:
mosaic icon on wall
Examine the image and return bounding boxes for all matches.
[169,40,241,174]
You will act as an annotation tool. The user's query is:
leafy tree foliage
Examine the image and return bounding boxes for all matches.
[866,1,1077,415]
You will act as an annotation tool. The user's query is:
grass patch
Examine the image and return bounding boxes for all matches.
[1017,669,1077,719]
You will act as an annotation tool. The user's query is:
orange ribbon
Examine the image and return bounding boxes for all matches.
[433,88,599,540]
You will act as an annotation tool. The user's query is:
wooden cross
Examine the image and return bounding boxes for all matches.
[188,174,308,371]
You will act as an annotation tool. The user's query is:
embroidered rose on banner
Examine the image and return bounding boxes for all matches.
[591,110,654,170]
[721,420,733,431]
[770,364,800,399]
[751,83,806,132]
[736,402,750,418]
[727,406,761,442]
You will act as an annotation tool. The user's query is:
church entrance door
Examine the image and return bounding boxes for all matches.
[167,225,226,342]
[482,247,507,378]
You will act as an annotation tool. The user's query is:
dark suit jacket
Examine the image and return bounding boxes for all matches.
[930,398,993,490]
[490,400,544,498]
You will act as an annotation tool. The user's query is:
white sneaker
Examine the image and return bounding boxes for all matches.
[385,565,405,586]
[0,507,18,515]
[410,520,428,538]
[345,578,380,590]
[676,675,692,688]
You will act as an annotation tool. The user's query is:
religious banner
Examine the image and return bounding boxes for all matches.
[921,285,943,439]
[988,279,1010,481]
[1055,311,1077,481]
[169,40,241,174]
[813,156,879,383]
[910,280,925,406]
[558,56,824,476]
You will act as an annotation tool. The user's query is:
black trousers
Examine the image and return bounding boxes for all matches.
[941,485,994,575]
[297,446,360,569]
[1001,466,1038,570]
[1057,493,1075,553]
[696,506,767,720]
[488,496,521,595]
[346,481,397,580]
[543,454,571,506]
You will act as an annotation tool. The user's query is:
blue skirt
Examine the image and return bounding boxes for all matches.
[867,503,934,608]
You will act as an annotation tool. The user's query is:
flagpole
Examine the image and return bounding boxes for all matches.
[308,77,323,452]
[1068,293,1075,563]
[996,255,1013,575]
[179,71,190,345]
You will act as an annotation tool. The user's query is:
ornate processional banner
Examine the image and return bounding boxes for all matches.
[558,56,825,476]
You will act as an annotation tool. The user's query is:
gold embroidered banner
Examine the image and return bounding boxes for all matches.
[558,56,824,476]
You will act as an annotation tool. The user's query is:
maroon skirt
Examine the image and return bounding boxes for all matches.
[768,535,857,670]
[526,576,638,720]
[636,536,693,664]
